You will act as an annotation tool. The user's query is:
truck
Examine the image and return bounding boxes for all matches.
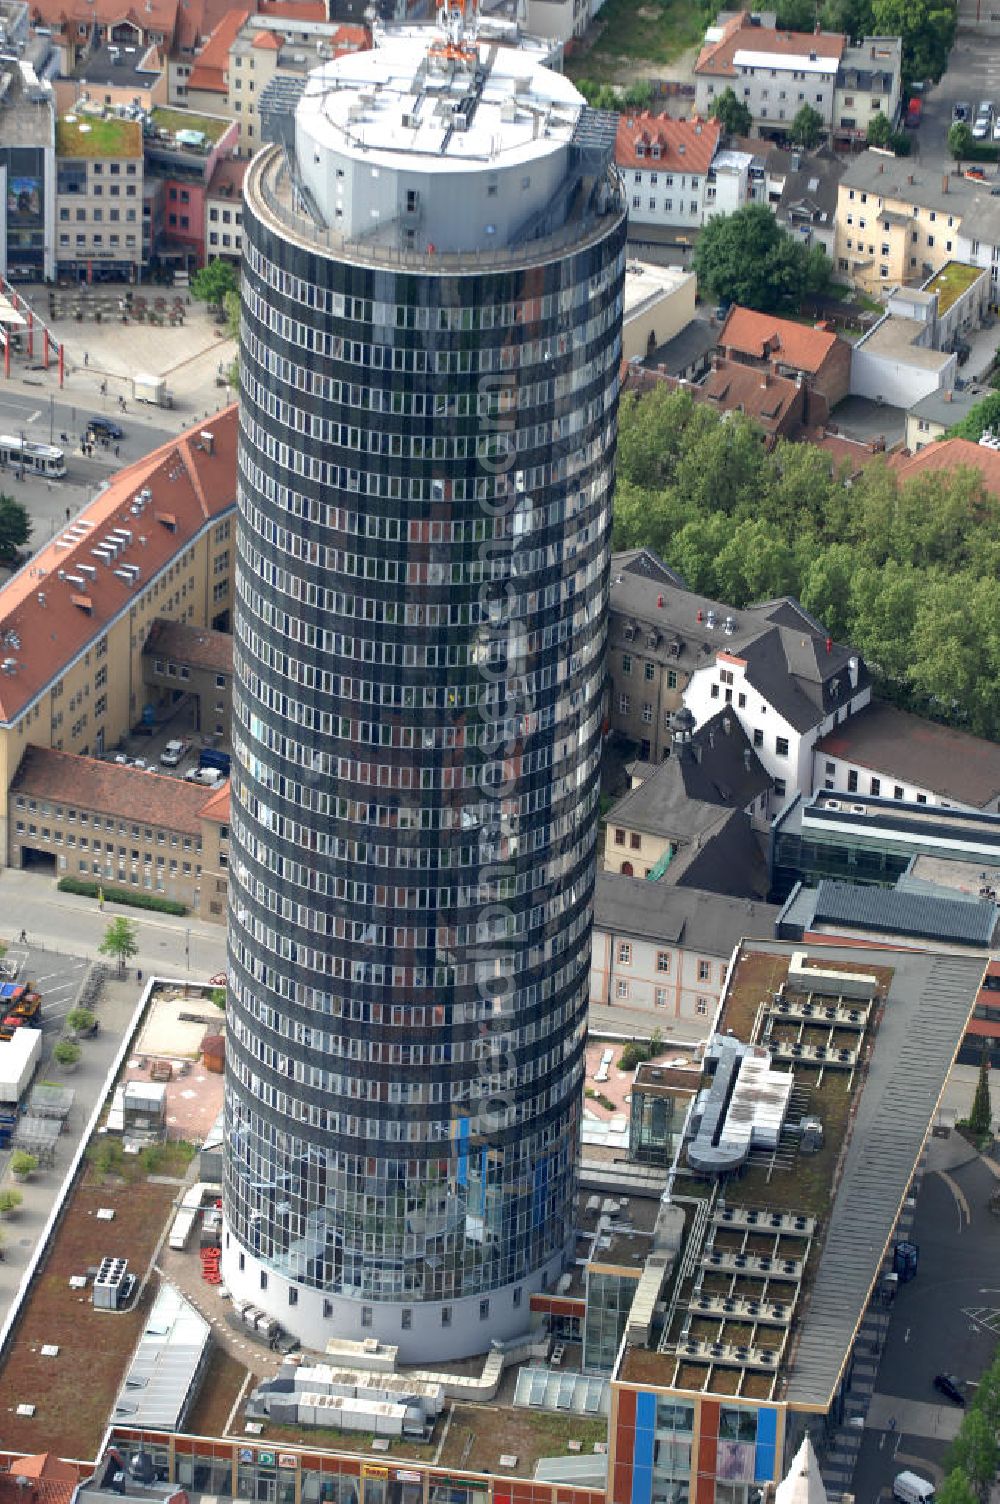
[0,1027,41,1104]
[133,373,174,409]
[199,746,231,776]
[894,1474,935,1504]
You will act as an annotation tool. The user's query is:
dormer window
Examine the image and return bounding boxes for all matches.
[651,143,661,159]
[636,142,646,158]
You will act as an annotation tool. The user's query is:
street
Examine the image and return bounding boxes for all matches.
[0,866,227,979]
[850,1142,1000,1504]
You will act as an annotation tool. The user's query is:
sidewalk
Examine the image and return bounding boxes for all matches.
[0,970,145,1334]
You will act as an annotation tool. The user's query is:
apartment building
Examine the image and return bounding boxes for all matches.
[203,154,245,260]
[831,36,901,141]
[227,14,367,157]
[0,59,56,282]
[8,745,229,915]
[835,152,978,294]
[694,12,844,135]
[54,111,143,276]
[0,405,236,858]
[592,873,779,1026]
[143,105,238,266]
[615,113,721,235]
[814,699,1000,811]
[142,618,233,736]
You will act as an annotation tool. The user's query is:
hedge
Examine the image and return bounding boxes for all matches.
[57,877,187,915]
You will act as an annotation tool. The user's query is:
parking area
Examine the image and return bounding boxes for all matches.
[100,699,229,789]
[850,1136,1000,1503]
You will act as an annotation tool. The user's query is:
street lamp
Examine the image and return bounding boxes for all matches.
[185,927,191,973]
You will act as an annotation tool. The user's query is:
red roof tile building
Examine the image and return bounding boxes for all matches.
[718,305,851,420]
[694,10,845,137]
[890,435,1000,495]
[0,406,236,864]
[615,114,721,234]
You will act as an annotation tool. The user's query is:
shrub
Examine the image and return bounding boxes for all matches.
[88,1137,125,1178]
[67,1007,95,1035]
[10,1150,38,1178]
[210,987,226,1009]
[53,1039,81,1068]
[57,876,186,915]
[0,1188,22,1213]
[619,1028,665,1073]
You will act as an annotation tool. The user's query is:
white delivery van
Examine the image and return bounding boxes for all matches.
[894,1473,935,1504]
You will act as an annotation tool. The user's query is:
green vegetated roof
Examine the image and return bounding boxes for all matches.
[56,114,143,159]
[925,260,983,315]
[150,106,230,143]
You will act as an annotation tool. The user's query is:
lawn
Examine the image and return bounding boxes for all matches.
[437,1406,607,1474]
[185,1346,253,1437]
[56,114,142,159]
[0,1179,177,1458]
[924,261,984,315]
[566,0,707,85]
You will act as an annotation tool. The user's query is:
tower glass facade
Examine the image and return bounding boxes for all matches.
[223,31,626,1357]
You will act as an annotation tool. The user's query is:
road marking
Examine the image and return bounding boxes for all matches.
[25,409,40,423]
[932,1167,970,1229]
[963,1306,1000,1334]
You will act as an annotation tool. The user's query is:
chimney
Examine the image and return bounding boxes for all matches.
[944,389,953,402]
[907,173,914,185]
[761,371,770,388]
[708,731,715,750]
[200,429,215,455]
[657,593,664,607]
[826,636,832,653]
[848,655,860,689]
[723,715,732,734]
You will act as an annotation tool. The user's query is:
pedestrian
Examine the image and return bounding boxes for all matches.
[137,968,143,984]
[84,352,88,366]
[18,928,25,944]
[114,444,120,457]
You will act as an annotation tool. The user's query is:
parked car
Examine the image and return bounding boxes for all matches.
[160,738,189,767]
[992,115,1000,141]
[933,1373,966,1406]
[87,417,124,442]
[953,101,972,123]
[184,766,224,787]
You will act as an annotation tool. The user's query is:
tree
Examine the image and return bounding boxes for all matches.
[947,1409,1000,1501]
[889,129,912,155]
[775,0,818,26]
[871,0,957,85]
[867,111,893,146]
[191,257,239,310]
[576,79,621,110]
[969,1047,993,1139]
[820,0,874,36]
[99,915,139,978]
[936,1471,979,1504]
[693,204,822,312]
[947,389,1000,441]
[790,104,824,147]
[67,1007,95,1036]
[621,81,653,109]
[0,1188,22,1213]
[53,1039,81,1069]
[948,120,973,159]
[710,86,753,137]
[0,494,30,559]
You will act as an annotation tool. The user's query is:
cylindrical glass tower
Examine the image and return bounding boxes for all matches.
[222,21,626,1359]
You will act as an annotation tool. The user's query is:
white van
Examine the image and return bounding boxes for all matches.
[894,1472,935,1504]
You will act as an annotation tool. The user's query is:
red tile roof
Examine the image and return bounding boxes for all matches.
[696,9,844,76]
[889,436,1000,494]
[719,305,840,374]
[11,745,218,834]
[0,1455,79,1504]
[615,113,720,175]
[144,617,233,673]
[188,6,249,92]
[701,359,801,434]
[174,0,236,54]
[199,778,231,823]
[0,405,237,724]
[257,0,327,17]
[30,0,179,42]
[252,26,281,46]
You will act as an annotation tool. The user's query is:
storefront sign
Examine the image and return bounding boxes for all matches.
[278,1455,300,1469]
[362,1467,390,1481]
[257,1453,276,1467]
[396,1472,422,1484]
